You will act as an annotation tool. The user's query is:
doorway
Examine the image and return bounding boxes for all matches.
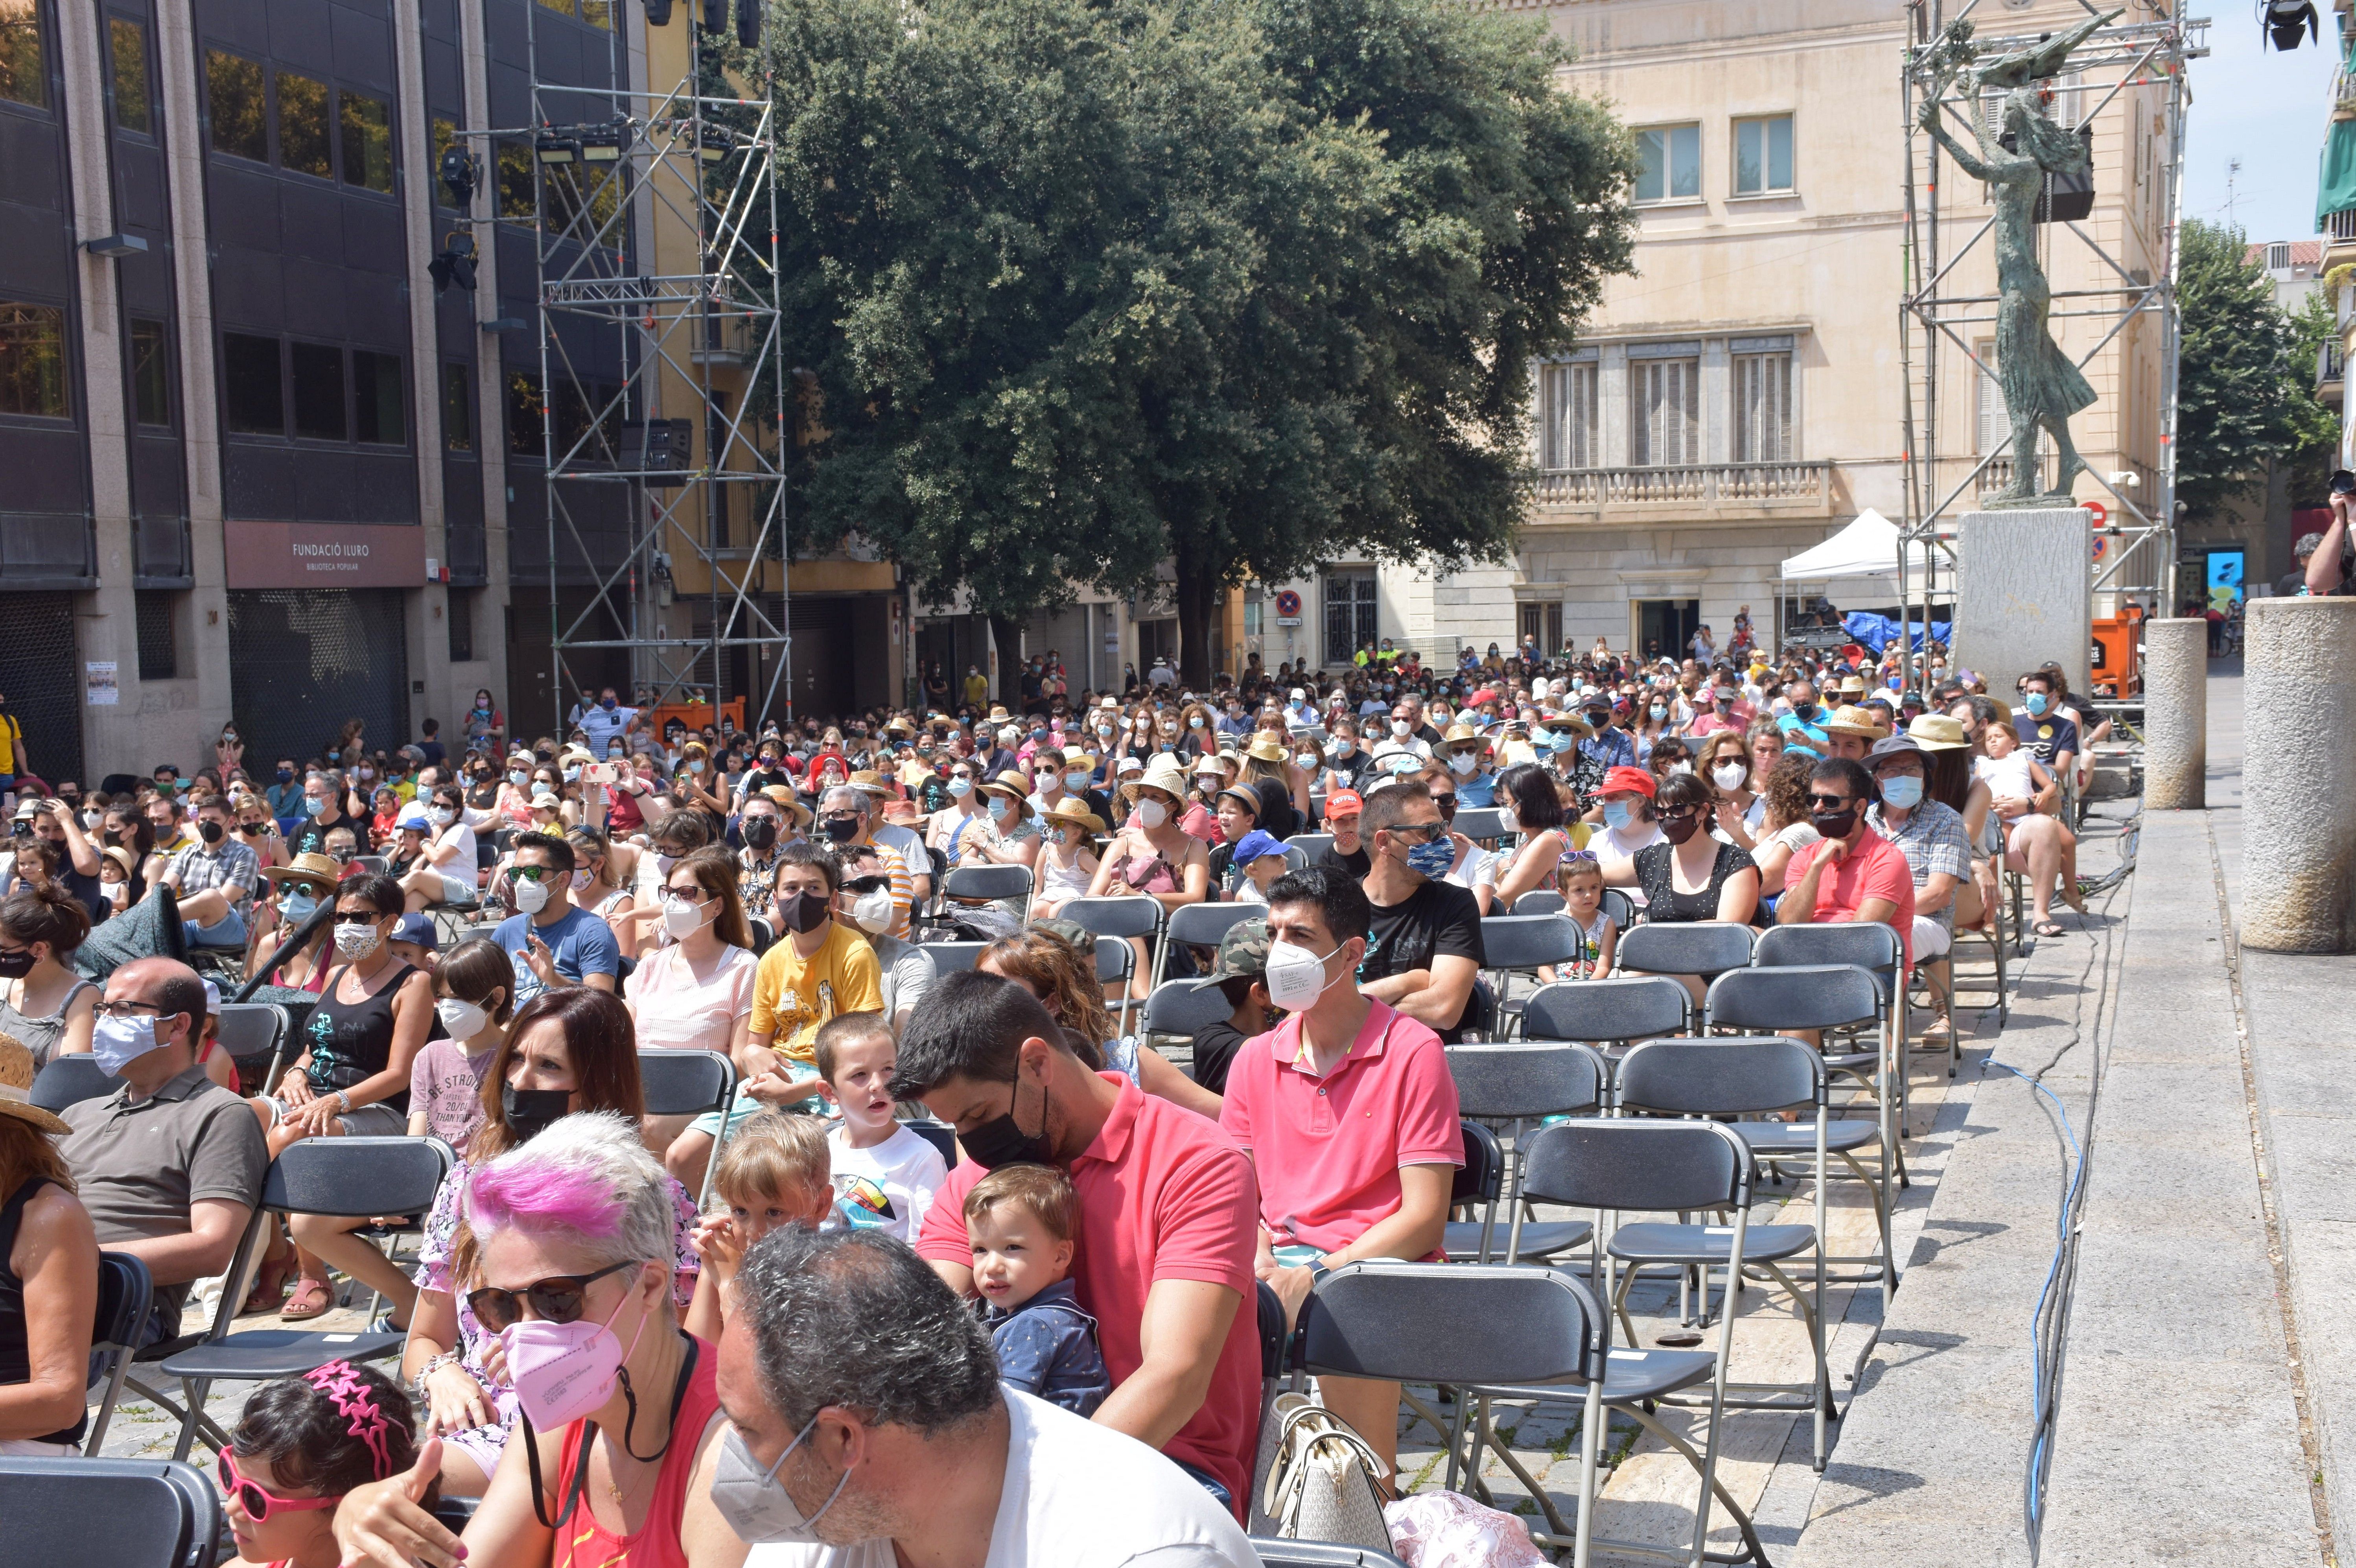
[1634,599,1701,664]
[1518,602,1563,660]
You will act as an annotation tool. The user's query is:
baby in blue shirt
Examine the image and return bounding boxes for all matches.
[967,1164,1110,1416]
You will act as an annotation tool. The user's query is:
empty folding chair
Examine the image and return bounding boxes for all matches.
[1616,1036,1862,1468]
[1059,895,1165,1028]
[1510,889,1566,917]
[1705,962,1904,1216]
[82,1251,155,1456]
[1475,914,1584,1037]
[918,940,988,975]
[29,1056,122,1114]
[1442,1042,1603,1263]
[942,864,1035,929]
[141,1137,452,1459]
[1519,974,1693,1079]
[1451,805,1506,844]
[1752,920,1914,1123]
[1615,921,1756,991]
[213,1002,285,1093]
[0,1455,222,1568]
[639,1049,739,1204]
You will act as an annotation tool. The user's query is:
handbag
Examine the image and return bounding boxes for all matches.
[1259,1391,1394,1551]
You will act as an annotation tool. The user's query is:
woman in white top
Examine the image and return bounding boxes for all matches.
[1695,731,1761,850]
[627,848,758,1155]
[1031,797,1104,919]
[396,783,479,914]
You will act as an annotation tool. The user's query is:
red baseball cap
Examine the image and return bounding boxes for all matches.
[1469,688,1499,707]
[1324,789,1364,818]
[1601,765,1656,798]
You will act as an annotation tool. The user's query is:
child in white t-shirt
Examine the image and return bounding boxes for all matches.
[816,1012,946,1242]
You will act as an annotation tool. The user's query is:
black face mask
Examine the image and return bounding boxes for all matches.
[0,948,34,980]
[742,817,779,851]
[501,1084,571,1142]
[1791,702,1819,722]
[1660,812,1702,846]
[1811,805,1858,838]
[961,1076,1054,1171]
[776,890,833,934]
[820,816,860,844]
[199,820,225,844]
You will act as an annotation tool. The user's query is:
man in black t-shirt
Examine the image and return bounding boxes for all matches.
[1354,782,1485,1042]
[1312,788,1372,880]
[2012,670,2080,779]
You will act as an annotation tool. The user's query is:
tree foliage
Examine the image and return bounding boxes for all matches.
[2175,219,2336,521]
[766,0,1636,690]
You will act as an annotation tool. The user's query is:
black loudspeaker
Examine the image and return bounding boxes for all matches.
[737,0,760,48]
[620,418,693,483]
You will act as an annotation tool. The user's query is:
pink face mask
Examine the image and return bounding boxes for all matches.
[500,1267,651,1431]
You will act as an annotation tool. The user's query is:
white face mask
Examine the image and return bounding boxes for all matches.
[1669,762,1692,776]
[1713,763,1748,791]
[662,895,711,939]
[1497,803,1519,834]
[1390,719,1411,737]
[1447,752,1477,776]
[1265,939,1343,1012]
[435,996,490,1040]
[849,886,894,933]
[1131,799,1168,830]
[512,875,551,914]
[428,807,456,827]
[333,921,383,961]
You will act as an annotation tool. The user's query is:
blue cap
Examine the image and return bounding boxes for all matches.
[390,912,439,951]
[1232,829,1287,864]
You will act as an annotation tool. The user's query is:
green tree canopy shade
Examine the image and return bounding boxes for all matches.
[766,0,1636,694]
[2175,219,2338,525]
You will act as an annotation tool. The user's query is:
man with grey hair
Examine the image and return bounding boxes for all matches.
[2279,531,2328,599]
[717,1229,1254,1566]
[818,785,916,941]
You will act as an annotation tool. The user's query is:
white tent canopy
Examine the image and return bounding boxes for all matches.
[1779,509,1949,603]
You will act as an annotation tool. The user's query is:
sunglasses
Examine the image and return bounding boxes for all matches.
[510,864,556,883]
[466,1259,635,1333]
[840,875,888,894]
[217,1449,339,1523]
[664,883,710,903]
[1387,822,1446,844]
[1430,796,1458,820]
[1807,793,1855,811]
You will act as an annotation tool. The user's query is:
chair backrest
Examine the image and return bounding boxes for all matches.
[1518,1117,1750,1214]
[1444,1041,1606,1120]
[213,1003,282,1063]
[260,1135,452,1220]
[1055,895,1164,941]
[1617,921,1758,980]
[1284,833,1334,864]
[1452,806,1506,843]
[1295,1260,1602,1387]
[1140,978,1233,1039]
[1703,964,1881,1034]
[1753,921,1903,995]
[903,1119,958,1170]
[29,1056,122,1113]
[1094,941,1132,985]
[637,1049,736,1117]
[942,864,1033,904]
[1477,914,1583,972]
[919,941,987,975]
[354,855,389,876]
[1520,976,1691,1044]
[0,1456,221,1568]
[94,1251,153,1351]
[1164,901,1256,948]
[1256,1279,1287,1380]
[1602,888,1637,931]
[1511,889,1566,918]
[1280,844,1310,872]
[1453,1118,1503,1206]
[1615,1036,1822,1118]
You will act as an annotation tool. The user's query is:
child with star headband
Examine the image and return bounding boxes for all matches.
[219,1359,434,1568]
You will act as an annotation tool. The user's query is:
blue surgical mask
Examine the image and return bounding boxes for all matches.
[1879,775,1924,809]
[1404,838,1455,878]
[564,766,582,783]
[509,769,529,786]
[305,796,329,818]
[2024,692,2049,717]
[90,1012,163,1076]
[282,888,319,923]
[1603,801,1634,832]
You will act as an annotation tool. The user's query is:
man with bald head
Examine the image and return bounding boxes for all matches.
[55,956,268,1342]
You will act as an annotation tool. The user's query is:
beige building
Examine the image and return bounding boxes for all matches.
[1237,0,2170,675]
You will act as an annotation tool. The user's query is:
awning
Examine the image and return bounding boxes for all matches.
[2320,118,2356,231]
[1778,509,1947,603]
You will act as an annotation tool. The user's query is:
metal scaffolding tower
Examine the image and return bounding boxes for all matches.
[471,9,790,734]
[1896,2,2205,687]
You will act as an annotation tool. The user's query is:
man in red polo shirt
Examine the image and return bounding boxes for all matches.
[894,971,1261,1515]
[1779,754,1918,979]
[1219,865,1459,1485]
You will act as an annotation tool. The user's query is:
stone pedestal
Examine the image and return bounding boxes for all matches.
[2142,617,2207,810]
[1952,509,2091,696]
[2243,596,2356,953]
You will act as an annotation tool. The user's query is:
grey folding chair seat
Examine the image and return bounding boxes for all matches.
[0,1456,222,1568]
[31,1055,123,1112]
[1615,921,1757,984]
[942,862,1035,923]
[1440,1116,1590,1264]
[1510,889,1566,917]
[1475,914,1584,1036]
[1605,1220,1815,1265]
[1247,1542,1409,1568]
[918,940,987,975]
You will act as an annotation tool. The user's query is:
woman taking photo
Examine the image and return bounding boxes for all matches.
[390,990,698,1501]
[0,1033,97,1457]
[0,888,94,1069]
[1696,731,1761,849]
[671,740,731,824]
[628,849,757,1153]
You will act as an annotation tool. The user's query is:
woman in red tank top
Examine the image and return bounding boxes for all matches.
[326,1116,740,1568]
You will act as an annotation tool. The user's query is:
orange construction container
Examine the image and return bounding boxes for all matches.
[2089,604,2144,698]
[648,698,746,738]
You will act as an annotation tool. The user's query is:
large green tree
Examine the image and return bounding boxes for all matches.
[764,0,1635,693]
[2175,219,2336,522]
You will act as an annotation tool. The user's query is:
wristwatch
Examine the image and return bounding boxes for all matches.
[1306,1258,1332,1285]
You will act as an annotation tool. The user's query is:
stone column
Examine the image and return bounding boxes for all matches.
[2141,617,2206,810]
[2242,596,2356,953]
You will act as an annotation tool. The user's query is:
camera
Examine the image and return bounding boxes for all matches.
[2332,469,2355,496]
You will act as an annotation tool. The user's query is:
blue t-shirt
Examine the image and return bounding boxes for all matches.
[496,906,621,1008]
[2013,710,2080,770]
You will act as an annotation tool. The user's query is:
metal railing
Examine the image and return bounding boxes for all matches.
[2322,340,2346,389]
[2328,208,2356,244]
[1531,459,1831,507]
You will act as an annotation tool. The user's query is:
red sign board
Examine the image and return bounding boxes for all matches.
[2083,501,2106,527]
[1275,589,1302,617]
[223,521,428,590]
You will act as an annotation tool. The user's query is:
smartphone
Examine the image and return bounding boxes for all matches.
[583,762,616,786]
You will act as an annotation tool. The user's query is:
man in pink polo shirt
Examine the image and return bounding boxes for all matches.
[1220,864,1461,1485]
[1779,754,1918,983]
[894,970,1262,1515]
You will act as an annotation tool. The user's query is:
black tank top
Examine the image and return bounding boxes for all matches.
[301,961,418,1112]
[0,1175,85,1446]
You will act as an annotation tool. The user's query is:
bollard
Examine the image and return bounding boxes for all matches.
[2243,596,2356,953]
[2142,618,2206,810]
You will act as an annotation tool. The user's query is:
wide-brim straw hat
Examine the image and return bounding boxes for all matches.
[260,852,341,895]
[1120,757,1192,808]
[1245,734,1290,764]
[1041,796,1106,835]
[1822,704,1890,739]
[1905,714,1969,751]
[0,1032,68,1135]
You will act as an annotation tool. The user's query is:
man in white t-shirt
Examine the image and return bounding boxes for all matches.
[716,1228,1253,1568]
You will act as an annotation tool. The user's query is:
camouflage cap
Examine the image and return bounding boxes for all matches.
[1191,916,1271,990]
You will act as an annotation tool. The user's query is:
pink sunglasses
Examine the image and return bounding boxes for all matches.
[217,1448,339,1523]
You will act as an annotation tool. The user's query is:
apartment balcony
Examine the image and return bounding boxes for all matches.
[1530,459,1835,522]
[2327,206,2356,269]
[2322,339,2347,408]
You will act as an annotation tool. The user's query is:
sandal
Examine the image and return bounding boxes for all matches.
[240,1255,294,1317]
[280,1277,334,1321]
[2034,919,2066,938]
[1920,1014,1953,1045]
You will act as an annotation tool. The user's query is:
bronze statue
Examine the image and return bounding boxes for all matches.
[1917,11,2120,509]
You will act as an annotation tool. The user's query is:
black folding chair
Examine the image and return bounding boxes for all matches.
[918,940,988,975]
[1164,900,1257,953]
[1064,895,1167,1027]
[1616,922,1757,988]
[0,1456,221,1568]
[1452,805,1507,844]
[142,1137,453,1459]
[1754,920,1910,1096]
[1707,959,1903,1193]
[29,1056,122,1113]
[1283,832,1334,865]
[1510,889,1566,917]
[1602,888,1638,933]
[1248,1542,1409,1568]
[1442,1043,1603,1263]
[639,1049,739,1205]
[903,1119,958,1170]
[214,1002,285,1091]
[1519,975,1693,1081]
[942,863,1035,929]
[1138,978,1233,1061]
[82,1251,154,1456]
[1476,914,1584,1037]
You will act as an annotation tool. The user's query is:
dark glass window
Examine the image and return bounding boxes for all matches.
[129,317,169,427]
[431,118,460,208]
[205,51,266,160]
[290,342,344,440]
[353,350,404,444]
[0,302,66,417]
[496,140,534,220]
[507,369,543,457]
[221,333,282,435]
[447,588,473,661]
[109,17,147,132]
[340,91,392,193]
[0,0,45,110]
[442,361,473,452]
[134,590,175,680]
[276,72,330,178]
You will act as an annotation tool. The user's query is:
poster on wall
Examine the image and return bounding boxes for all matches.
[85,662,118,706]
[2206,551,2245,614]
